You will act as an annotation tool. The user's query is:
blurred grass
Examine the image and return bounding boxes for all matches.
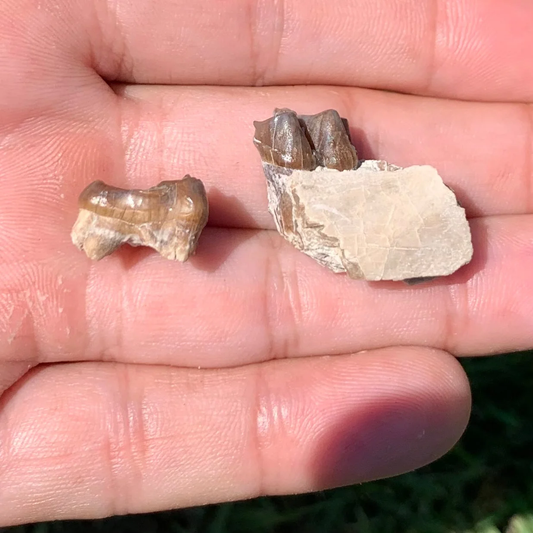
[2,351,532,533]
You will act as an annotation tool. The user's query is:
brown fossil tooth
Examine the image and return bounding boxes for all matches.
[253,108,316,170]
[71,176,209,261]
[299,109,359,170]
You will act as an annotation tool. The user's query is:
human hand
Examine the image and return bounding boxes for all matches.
[1,0,531,525]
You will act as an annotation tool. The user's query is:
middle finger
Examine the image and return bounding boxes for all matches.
[111,84,532,226]
[77,215,533,366]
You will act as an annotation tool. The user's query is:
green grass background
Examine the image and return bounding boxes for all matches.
[2,351,532,533]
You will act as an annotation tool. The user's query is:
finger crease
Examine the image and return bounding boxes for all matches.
[442,282,471,355]
[246,0,285,86]
[104,365,147,516]
[423,0,442,95]
[261,234,302,361]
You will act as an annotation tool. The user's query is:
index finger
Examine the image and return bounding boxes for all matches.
[73,0,533,101]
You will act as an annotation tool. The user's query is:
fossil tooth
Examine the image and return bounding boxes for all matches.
[71,176,208,261]
[253,108,316,170]
[253,109,473,282]
[299,109,359,170]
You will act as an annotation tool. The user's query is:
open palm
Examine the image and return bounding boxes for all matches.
[1,0,532,525]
